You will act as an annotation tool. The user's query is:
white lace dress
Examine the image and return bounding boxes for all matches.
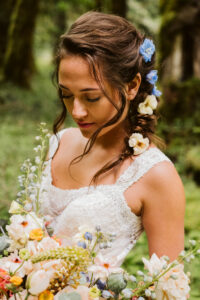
[40,128,172,267]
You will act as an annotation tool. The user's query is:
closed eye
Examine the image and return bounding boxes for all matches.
[62,95,73,99]
[86,97,100,102]
[61,94,100,103]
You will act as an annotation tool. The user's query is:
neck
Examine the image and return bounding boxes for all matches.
[91,124,128,157]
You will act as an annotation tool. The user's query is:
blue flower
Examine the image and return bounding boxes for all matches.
[152,86,162,97]
[77,241,87,248]
[139,38,155,63]
[146,70,158,85]
[102,290,113,299]
[84,231,93,241]
[96,279,106,290]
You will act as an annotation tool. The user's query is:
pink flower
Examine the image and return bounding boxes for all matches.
[155,264,190,300]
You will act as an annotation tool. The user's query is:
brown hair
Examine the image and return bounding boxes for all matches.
[53,11,160,185]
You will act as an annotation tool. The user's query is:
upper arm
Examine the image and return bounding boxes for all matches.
[142,161,185,261]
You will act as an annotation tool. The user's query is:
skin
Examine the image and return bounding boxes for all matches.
[52,55,185,261]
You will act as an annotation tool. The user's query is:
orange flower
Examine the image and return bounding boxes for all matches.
[10,275,23,286]
[51,235,61,245]
[38,290,54,300]
[29,228,44,241]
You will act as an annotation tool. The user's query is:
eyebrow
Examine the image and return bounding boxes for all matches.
[59,84,100,92]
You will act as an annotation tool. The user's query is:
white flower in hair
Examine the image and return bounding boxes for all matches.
[138,95,158,115]
[128,133,149,155]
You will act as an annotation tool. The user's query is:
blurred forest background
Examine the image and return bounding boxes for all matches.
[0,0,200,298]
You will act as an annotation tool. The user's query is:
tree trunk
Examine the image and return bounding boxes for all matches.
[159,0,200,82]
[111,0,127,18]
[0,0,15,69]
[0,0,40,88]
[95,0,103,11]
[52,3,67,56]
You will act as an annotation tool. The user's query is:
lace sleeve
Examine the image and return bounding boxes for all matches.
[48,128,72,159]
[116,148,172,192]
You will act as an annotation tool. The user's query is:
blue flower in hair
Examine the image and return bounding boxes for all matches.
[152,86,162,97]
[139,38,155,63]
[146,70,158,85]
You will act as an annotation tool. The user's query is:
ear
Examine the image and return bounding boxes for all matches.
[125,73,141,101]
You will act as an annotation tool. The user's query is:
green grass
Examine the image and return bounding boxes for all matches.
[0,57,199,298]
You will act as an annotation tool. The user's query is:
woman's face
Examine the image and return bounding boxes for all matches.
[58,55,130,139]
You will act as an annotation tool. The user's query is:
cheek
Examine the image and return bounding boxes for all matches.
[97,99,118,121]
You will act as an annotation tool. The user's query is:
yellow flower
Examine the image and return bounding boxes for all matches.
[29,228,44,241]
[10,275,23,286]
[38,290,54,300]
[89,286,101,298]
[9,200,23,214]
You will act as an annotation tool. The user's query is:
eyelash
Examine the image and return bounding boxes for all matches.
[61,95,100,103]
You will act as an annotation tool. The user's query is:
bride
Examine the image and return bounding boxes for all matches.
[40,11,185,266]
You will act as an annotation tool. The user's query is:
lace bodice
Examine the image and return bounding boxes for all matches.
[40,128,172,266]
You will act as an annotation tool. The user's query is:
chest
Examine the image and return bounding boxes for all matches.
[51,149,143,217]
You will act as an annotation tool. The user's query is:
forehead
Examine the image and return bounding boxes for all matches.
[58,55,99,87]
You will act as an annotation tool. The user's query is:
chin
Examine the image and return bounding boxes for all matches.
[79,128,93,139]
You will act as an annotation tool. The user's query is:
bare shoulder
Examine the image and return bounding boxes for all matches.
[144,159,185,198]
[60,127,80,140]
[141,156,185,218]
[141,153,185,260]
[59,127,83,147]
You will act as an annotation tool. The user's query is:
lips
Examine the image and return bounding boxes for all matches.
[77,122,95,128]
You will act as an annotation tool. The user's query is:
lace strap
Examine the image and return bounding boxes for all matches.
[49,128,72,159]
[116,148,172,192]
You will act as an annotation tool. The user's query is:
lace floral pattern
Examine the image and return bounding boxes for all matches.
[40,128,172,266]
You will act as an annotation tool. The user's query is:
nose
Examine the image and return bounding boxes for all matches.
[72,97,88,120]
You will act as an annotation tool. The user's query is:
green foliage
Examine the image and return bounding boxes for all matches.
[128,0,160,36]
[159,0,189,67]
[160,0,190,14]
[0,56,74,218]
[186,146,200,172]
[160,78,200,122]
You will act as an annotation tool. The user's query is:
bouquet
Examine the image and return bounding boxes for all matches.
[0,123,199,300]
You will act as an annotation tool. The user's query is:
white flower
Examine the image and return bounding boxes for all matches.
[122,288,133,298]
[88,253,123,281]
[30,166,37,172]
[27,270,51,295]
[189,239,196,246]
[142,253,167,276]
[6,212,44,245]
[155,264,190,300]
[138,95,158,115]
[145,289,152,297]
[0,251,33,277]
[35,156,41,164]
[128,133,149,155]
